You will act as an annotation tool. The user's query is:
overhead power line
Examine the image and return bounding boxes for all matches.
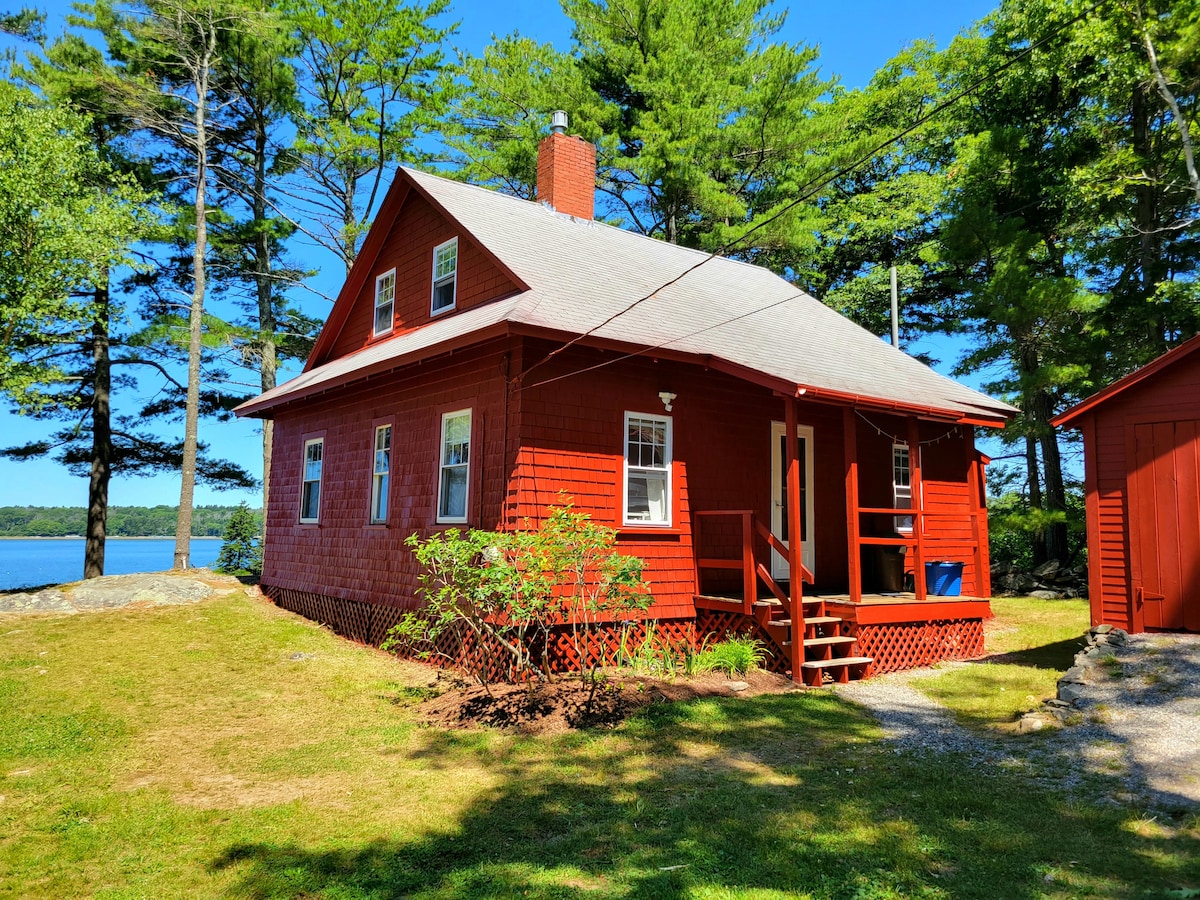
[513,0,1106,389]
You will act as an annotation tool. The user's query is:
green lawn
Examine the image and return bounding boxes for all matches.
[1,593,1197,899]
[918,596,1092,727]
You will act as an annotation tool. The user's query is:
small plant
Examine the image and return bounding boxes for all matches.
[213,502,262,577]
[695,634,766,676]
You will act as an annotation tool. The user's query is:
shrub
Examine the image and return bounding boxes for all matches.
[384,501,652,696]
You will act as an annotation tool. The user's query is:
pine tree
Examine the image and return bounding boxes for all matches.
[214,501,261,575]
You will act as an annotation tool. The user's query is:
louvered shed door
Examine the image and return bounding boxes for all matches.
[1131,421,1200,631]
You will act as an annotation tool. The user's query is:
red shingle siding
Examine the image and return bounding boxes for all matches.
[325,192,519,361]
[536,132,596,220]
[263,341,517,607]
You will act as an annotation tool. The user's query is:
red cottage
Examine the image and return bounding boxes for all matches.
[237,121,1016,682]
[1053,335,1200,634]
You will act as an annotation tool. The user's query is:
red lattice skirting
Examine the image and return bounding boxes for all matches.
[263,584,694,681]
[695,608,790,675]
[849,619,985,674]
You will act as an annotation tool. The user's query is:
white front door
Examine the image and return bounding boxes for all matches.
[771,422,815,582]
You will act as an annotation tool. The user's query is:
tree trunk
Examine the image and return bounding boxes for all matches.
[342,171,357,273]
[1032,389,1068,561]
[84,284,112,579]
[1132,78,1166,355]
[253,117,276,518]
[174,73,210,570]
[1024,430,1048,567]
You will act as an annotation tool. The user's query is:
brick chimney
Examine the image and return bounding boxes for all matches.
[536,111,596,220]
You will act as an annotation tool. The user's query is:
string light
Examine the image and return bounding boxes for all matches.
[855,410,960,446]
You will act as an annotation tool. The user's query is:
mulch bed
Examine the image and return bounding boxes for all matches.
[418,669,797,735]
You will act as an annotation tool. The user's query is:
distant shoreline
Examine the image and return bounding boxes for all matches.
[0,536,223,541]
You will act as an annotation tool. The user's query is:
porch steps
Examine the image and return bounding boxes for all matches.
[753,593,873,687]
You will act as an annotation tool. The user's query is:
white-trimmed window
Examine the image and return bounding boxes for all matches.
[893,443,913,533]
[300,438,323,523]
[373,269,396,336]
[431,238,458,314]
[370,424,391,523]
[437,409,471,522]
[624,412,672,526]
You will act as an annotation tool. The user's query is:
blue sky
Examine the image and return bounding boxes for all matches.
[0,0,997,509]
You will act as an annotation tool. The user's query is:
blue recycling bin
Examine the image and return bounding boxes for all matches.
[925,561,964,596]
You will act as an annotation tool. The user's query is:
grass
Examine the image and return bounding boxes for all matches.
[1,592,1197,898]
[917,596,1091,727]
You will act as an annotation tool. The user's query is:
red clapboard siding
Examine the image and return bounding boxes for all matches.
[1070,346,1200,633]
[325,191,519,362]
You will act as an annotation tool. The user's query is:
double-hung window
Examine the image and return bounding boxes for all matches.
[624,412,671,526]
[893,443,913,533]
[373,269,396,336]
[437,409,471,522]
[370,425,391,523]
[300,438,323,523]
[431,238,458,315]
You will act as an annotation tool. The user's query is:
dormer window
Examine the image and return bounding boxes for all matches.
[373,269,396,336]
[431,238,458,315]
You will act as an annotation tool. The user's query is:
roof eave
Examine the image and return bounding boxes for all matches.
[235,321,514,418]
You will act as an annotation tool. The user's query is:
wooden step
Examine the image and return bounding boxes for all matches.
[802,615,843,627]
[754,599,783,608]
[799,655,873,686]
[800,655,873,670]
[803,635,858,649]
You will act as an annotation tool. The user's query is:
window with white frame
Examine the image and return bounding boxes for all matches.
[624,413,672,526]
[437,409,471,522]
[370,424,391,523]
[893,443,913,533]
[430,238,458,314]
[300,438,323,523]
[373,269,396,336]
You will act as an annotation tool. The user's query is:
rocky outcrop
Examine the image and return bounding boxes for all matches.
[0,571,242,615]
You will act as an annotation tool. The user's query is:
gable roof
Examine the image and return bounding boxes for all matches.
[1052,333,1200,428]
[238,167,1017,424]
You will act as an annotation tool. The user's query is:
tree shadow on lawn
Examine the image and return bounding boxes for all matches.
[210,691,1199,899]
[981,635,1090,670]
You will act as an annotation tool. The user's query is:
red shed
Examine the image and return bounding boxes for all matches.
[1054,336,1200,633]
[237,120,1016,681]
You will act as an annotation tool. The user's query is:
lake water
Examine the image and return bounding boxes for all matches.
[0,538,223,591]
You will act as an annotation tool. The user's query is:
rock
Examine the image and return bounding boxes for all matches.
[0,589,75,614]
[69,574,213,610]
[1057,681,1092,705]
[1030,590,1062,600]
[1044,698,1073,709]
[1061,665,1090,684]
[726,681,749,692]
[1032,559,1061,579]
[1107,629,1128,646]
[1091,624,1113,634]
[1018,712,1060,732]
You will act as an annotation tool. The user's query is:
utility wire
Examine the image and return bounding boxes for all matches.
[513,0,1105,389]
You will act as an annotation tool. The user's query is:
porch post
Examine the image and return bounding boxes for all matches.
[785,396,805,678]
[907,416,927,601]
[965,429,988,598]
[843,407,861,603]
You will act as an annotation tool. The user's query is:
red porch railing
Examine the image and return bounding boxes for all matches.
[692,510,814,616]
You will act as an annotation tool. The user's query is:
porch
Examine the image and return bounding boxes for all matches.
[690,403,992,680]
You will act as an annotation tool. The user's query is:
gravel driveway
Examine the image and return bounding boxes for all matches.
[837,633,1200,814]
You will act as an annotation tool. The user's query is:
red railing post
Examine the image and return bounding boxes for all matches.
[786,397,805,679]
[844,407,862,603]
[908,416,927,601]
[741,511,755,616]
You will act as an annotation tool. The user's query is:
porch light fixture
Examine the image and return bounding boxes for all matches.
[658,391,676,412]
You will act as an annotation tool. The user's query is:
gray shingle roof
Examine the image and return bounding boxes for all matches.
[239,167,1016,422]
